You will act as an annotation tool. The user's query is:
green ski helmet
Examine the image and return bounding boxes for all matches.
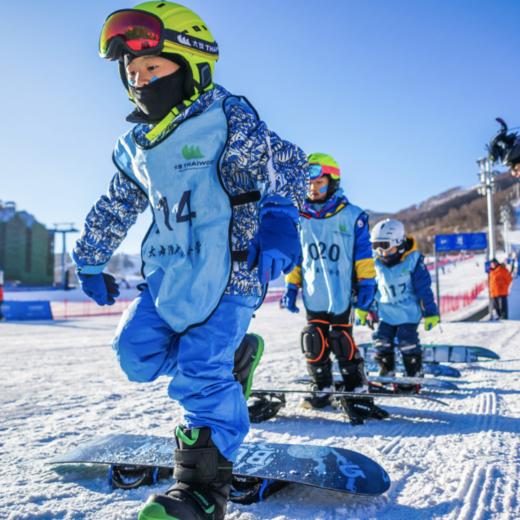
[307,152,341,197]
[99,1,219,99]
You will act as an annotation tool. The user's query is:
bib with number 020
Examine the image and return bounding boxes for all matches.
[300,204,362,314]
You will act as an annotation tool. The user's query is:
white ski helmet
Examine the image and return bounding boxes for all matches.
[370,218,406,251]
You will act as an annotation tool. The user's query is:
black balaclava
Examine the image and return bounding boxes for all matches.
[123,53,189,124]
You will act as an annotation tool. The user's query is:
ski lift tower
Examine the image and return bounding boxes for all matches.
[52,223,79,289]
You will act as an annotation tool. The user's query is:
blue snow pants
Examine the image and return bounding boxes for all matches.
[112,286,258,461]
[373,321,421,356]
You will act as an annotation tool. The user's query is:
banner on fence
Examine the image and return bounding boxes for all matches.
[2,301,53,320]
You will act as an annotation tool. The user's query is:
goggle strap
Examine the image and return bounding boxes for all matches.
[163,28,219,57]
[321,164,340,177]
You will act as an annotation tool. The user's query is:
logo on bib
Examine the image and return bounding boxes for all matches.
[182,145,205,160]
[175,145,214,172]
[334,224,351,236]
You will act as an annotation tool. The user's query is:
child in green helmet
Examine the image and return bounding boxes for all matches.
[280,153,388,425]
[72,2,308,518]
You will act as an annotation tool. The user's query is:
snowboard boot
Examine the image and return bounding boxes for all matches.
[233,333,264,400]
[138,426,232,520]
[402,352,423,377]
[399,352,423,393]
[337,357,369,392]
[301,384,334,409]
[373,349,396,377]
[301,359,333,409]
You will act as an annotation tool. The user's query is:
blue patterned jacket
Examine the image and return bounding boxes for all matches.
[73,85,308,296]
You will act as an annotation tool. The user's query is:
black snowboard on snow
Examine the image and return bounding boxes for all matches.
[50,434,390,499]
[295,375,459,391]
[251,385,449,406]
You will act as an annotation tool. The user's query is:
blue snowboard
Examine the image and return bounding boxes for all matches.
[421,344,499,363]
[359,342,499,363]
[423,363,461,378]
[50,434,390,497]
[368,375,458,390]
[365,359,460,378]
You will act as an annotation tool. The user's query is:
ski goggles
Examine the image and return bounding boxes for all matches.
[99,9,219,60]
[371,241,394,255]
[308,163,340,181]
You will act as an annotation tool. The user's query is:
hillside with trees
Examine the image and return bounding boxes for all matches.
[368,172,519,254]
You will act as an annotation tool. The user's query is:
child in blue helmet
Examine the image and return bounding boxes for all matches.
[370,218,440,385]
[72,3,307,519]
[280,153,387,425]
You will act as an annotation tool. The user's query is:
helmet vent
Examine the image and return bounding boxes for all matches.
[156,3,166,7]
[192,25,201,32]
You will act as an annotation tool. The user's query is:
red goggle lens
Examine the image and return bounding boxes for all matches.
[100,10,162,57]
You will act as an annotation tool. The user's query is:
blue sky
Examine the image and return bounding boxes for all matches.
[2,0,520,254]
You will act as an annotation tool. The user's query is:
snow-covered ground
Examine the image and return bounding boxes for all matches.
[2,289,520,519]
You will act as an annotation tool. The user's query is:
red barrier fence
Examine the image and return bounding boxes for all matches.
[438,281,487,315]
[50,281,487,320]
[263,289,285,304]
[51,299,133,319]
[425,254,475,271]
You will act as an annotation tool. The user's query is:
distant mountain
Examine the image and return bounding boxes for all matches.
[380,172,519,253]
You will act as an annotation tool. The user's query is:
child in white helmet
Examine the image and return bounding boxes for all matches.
[280,153,388,425]
[370,219,440,384]
[72,3,307,519]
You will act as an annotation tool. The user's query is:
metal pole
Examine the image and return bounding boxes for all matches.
[477,158,496,319]
[485,159,496,260]
[61,232,67,289]
[434,242,441,319]
[504,218,509,257]
[478,157,496,260]
[52,224,79,289]
[500,205,512,258]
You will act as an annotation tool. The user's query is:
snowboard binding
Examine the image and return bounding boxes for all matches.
[230,475,289,504]
[336,395,390,425]
[109,464,173,489]
[332,383,390,425]
[248,391,286,423]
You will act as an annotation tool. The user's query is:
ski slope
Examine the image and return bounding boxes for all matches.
[2,301,520,519]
